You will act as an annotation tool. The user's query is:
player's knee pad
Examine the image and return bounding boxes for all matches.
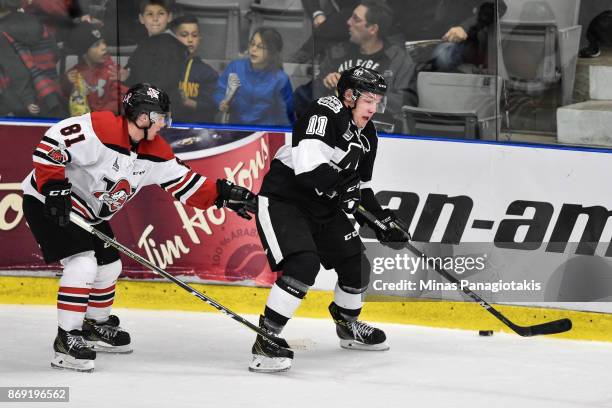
[281,251,321,287]
[60,250,97,285]
[335,252,371,294]
[95,259,122,287]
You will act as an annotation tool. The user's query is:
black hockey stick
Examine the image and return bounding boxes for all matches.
[357,206,572,337]
[69,213,291,350]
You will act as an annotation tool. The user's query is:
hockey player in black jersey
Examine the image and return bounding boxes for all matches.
[21,83,257,373]
[250,67,409,373]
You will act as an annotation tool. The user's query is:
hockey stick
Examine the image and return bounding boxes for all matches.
[356,206,572,337]
[69,213,291,350]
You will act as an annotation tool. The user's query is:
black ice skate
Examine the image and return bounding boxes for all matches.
[51,327,96,373]
[249,316,294,373]
[83,315,132,354]
[329,302,389,351]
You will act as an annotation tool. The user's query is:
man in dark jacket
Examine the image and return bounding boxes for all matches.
[429,1,507,73]
[312,0,416,121]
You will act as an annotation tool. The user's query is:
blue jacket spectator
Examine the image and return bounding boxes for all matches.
[215,27,295,127]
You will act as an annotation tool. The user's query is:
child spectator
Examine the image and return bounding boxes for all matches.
[0,0,64,117]
[126,0,187,108]
[214,27,295,127]
[63,22,128,115]
[171,15,218,123]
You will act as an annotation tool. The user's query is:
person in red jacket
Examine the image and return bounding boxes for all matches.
[63,21,128,114]
[21,83,256,373]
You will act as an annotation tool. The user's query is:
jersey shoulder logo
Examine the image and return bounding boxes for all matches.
[93,177,134,214]
[317,96,342,113]
[47,148,69,164]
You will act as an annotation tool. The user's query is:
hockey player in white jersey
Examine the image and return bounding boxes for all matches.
[250,67,410,373]
[21,83,257,373]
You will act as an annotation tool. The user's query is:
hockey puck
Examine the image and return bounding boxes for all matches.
[479,330,494,336]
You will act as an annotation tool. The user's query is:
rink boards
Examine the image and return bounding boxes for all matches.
[1,122,612,341]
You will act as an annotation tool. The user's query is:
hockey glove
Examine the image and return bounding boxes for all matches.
[337,169,361,215]
[41,179,72,227]
[215,179,257,220]
[373,209,410,250]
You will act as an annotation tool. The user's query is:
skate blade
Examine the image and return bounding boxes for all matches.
[248,355,292,373]
[51,353,95,373]
[86,341,133,354]
[340,339,390,351]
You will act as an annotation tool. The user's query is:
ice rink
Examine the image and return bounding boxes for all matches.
[1,305,611,408]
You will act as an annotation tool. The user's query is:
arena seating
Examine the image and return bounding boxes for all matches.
[402,72,502,139]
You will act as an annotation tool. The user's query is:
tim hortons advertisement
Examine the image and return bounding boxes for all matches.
[0,123,284,286]
[364,138,612,305]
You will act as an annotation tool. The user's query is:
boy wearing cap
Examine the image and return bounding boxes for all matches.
[63,22,128,114]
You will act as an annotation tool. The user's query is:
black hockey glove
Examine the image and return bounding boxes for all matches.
[41,179,72,227]
[215,179,257,220]
[337,169,361,215]
[373,209,410,250]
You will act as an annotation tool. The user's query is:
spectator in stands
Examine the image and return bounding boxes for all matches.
[171,15,218,123]
[126,0,187,110]
[214,27,295,127]
[430,1,507,73]
[62,21,128,115]
[579,10,612,59]
[304,0,415,121]
[290,0,358,63]
[0,0,65,117]
[21,0,85,44]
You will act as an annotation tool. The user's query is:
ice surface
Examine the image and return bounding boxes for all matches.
[0,305,611,408]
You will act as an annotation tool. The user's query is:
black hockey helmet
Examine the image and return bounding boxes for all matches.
[122,83,171,127]
[336,67,388,113]
[337,66,387,97]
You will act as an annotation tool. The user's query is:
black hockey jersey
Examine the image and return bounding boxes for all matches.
[260,95,378,222]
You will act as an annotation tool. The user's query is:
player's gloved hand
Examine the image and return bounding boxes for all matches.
[337,169,361,214]
[215,179,257,220]
[373,209,410,250]
[41,179,72,227]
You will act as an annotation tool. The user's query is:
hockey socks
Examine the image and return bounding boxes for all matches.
[85,260,122,322]
[57,252,97,331]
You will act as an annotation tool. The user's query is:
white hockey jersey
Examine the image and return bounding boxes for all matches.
[22,111,218,223]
